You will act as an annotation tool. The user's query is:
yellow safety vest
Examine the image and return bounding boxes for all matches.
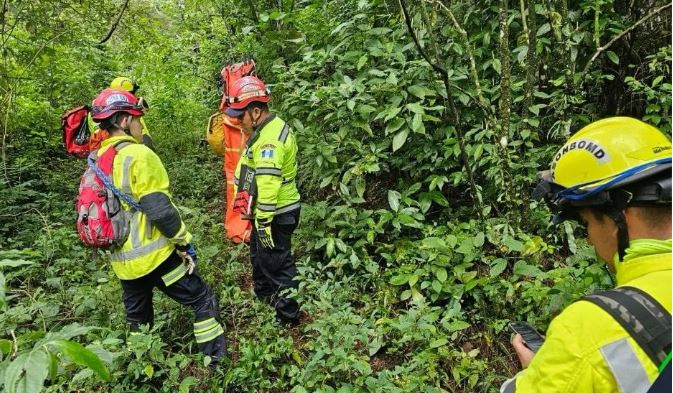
[503,243,672,392]
[99,135,191,280]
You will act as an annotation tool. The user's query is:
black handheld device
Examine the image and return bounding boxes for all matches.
[508,321,545,353]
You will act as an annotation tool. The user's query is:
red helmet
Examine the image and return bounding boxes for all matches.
[223,76,270,117]
[91,88,144,121]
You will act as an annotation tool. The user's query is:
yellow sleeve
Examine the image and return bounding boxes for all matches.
[130,147,191,244]
[253,140,284,225]
[510,305,605,392]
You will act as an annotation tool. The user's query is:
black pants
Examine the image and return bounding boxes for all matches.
[120,251,227,360]
[250,208,300,322]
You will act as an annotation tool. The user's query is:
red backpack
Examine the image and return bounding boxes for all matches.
[62,105,91,158]
[75,142,140,248]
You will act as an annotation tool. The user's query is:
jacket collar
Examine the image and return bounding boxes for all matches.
[247,113,276,147]
[100,135,138,149]
[615,239,672,285]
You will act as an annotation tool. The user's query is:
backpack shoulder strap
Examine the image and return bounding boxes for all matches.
[88,141,142,212]
[583,286,672,367]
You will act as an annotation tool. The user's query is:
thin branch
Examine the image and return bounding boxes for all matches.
[398,0,484,220]
[97,0,130,45]
[582,2,671,74]
[435,0,490,113]
[398,0,447,76]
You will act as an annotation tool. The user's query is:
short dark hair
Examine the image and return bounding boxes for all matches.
[246,101,269,112]
[633,205,672,228]
[98,112,130,132]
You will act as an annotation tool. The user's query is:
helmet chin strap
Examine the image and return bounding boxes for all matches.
[603,208,630,262]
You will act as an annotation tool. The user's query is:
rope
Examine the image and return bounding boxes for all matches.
[87,155,142,211]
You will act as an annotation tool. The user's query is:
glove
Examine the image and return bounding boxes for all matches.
[233,190,252,214]
[176,244,197,274]
[256,224,275,250]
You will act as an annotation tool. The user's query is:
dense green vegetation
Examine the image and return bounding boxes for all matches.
[1,0,670,391]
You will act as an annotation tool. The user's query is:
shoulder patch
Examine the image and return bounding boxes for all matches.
[260,143,275,159]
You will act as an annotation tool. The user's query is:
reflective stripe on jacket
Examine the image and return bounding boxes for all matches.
[234,114,300,225]
[99,135,191,280]
[502,246,672,393]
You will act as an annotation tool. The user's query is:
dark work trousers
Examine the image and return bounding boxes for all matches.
[120,251,227,360]
[250,208,301,323]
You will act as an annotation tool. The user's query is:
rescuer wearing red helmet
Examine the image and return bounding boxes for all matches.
[88,78,155,151]
[225,76,302,325]
[90,88,228,362]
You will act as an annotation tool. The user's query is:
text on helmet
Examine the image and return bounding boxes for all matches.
[550,139,611,173]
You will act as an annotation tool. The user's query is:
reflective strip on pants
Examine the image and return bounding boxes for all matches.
[161,262,187,287]
[194,318,225,344]
[601,338,652,393]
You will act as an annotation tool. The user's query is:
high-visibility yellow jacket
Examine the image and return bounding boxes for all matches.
[502,239,672,393]
[99,135,191,280]
[233,114,300,225]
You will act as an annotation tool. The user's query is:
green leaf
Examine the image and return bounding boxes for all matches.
[24,349,49,393]
[536,23,550,37]
[0,259,34,269]
[473,232,485,247]
[513,261,542,277]
[606,51,619,65]
[4,352,29,393]
[408,274,419,287]
[384,106,402,122]
[390,274,409,286]
[405,102,424,114]
[410,113,425,134]
[502,236,524,252]
[0,339,11,354]
[385,118,405,134]
[49,340,111,382]
[179,376,197,393]
[326,238,335,257]
[516,45,528,63]
[392,129,408,152]
[436,268,448,282]
[388,190,401,212]
[0,271,5,309]
[143,364,154,379]
[357,55,368,70]
[355,177,366,198]
[408,85,434,99]
[429,338,448,348]
[447,320,471,332]
[489,258,508,277]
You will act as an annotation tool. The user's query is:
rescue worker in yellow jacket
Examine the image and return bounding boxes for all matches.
[224,76,302,325]
[90,88,227,361]
[88,77,155,151]
[502,117,671,392]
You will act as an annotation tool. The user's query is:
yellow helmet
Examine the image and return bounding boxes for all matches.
[549,117,671,191]
[109,77,138,93]
[534,116,671,260]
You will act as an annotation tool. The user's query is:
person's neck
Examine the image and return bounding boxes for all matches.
[256,111,271,125]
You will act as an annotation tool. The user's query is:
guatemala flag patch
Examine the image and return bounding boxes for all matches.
[261,148,274,159]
